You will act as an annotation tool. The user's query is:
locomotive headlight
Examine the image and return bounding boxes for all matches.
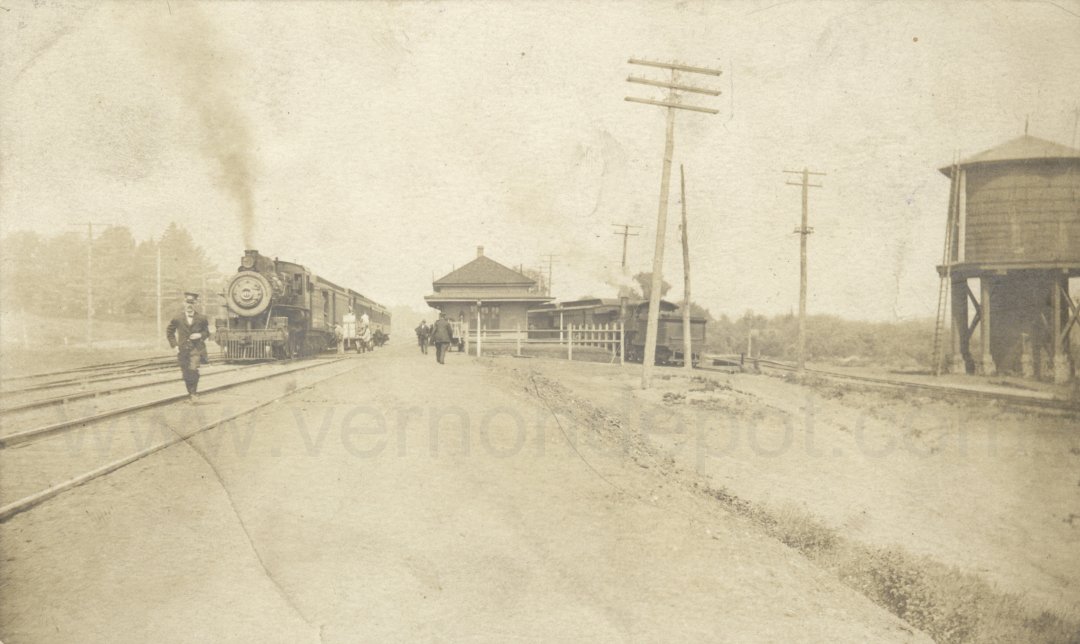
[241,255,255,269]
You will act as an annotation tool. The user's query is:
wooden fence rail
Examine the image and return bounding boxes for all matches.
[464,322,624,364]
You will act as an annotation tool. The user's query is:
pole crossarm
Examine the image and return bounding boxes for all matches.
[785,181,823,188]
[626,76,721,96]
[624,97,719,114]
[783,169,827,176]
[628,58,722,76]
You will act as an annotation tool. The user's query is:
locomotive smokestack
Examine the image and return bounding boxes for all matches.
[477,246,484,258]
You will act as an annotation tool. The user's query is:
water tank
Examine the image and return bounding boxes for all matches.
[941,135,1080,265]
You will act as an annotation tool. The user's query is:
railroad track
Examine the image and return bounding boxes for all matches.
[696,356,1080,413]
[0,355,174,384]
[0,362,260,414]
[0,357,348,448]
[0,357,178,398]
[0,356,361,522]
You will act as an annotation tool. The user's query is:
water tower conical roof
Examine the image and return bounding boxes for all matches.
[939,135,1080,176]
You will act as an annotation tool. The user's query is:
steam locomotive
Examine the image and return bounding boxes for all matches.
[214,250,390,362]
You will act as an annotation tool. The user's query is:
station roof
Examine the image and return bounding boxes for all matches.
[433,255,535,287]
[425,289,553,303]
[531,298,678,312]
[940,135,1080,176]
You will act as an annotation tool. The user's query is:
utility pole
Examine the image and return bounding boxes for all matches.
[611,223,642,270]
[69,222,112,348]
[783,167,825,373]
[540,254,560,297]
[156,245,163,348]
[625,57,721,389]
[679,164,693,374]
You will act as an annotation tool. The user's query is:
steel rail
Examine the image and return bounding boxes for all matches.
[0,360,178,397]
[0,357,350,449]
[0,363,263,414]
[695,359,1078,412]
[0,355,174,384]
[0,359,361,523]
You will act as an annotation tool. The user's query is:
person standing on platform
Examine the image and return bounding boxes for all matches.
[431,312,454,365]
[415,320,430,354]
[166,292,211,401]
[358,311,372,353]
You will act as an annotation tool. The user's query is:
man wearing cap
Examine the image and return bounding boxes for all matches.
[430,312,454,365]
[166,292,212,401]
[415,320,430,354]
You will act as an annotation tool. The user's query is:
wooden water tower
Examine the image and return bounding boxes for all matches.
[937,135,1080,383]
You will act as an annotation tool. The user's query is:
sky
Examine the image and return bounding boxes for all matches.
[2,0,1079,321]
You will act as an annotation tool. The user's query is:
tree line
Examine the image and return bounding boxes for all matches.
[601,272,934,370]
[1,223,221,322]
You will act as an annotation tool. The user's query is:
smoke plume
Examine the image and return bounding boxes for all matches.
[146,6,257,248]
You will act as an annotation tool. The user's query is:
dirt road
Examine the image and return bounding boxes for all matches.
[0,344,926,642]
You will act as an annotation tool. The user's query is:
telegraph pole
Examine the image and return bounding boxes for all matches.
[611,223,642,270]
[679,164,693,374]
[540,254,560,297]
[156,245,163,348]
[69,222,112,348]
[625,57,721,389]
[783,168,825,373]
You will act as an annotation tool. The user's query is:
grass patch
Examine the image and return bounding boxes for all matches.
[703,485,1080,644]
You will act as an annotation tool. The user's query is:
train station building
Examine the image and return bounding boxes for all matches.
[425,246,553,333]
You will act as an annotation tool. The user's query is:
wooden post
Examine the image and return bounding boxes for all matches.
[784,168,824,373]
[559,311,564,344]
[464,321,470,355]
[641,86,676,389]
[568,324,573,361]
[625,58,721,388]
[1052,277,1070,384]
[619,322,625,365]
[476,302,482,357]
[980,279,995,375]
[797,169,809,372]
[516,323,521,356]
[680,164,693,373]
[156,245,162,348]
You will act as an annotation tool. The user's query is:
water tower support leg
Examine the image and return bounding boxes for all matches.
[950,278,972,374]
[1052,277,1075,384]
[979,279,996,376]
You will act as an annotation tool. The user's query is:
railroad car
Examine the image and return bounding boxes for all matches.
[528,297,706,365]
[214,249,390,362]
[621,301,707,366]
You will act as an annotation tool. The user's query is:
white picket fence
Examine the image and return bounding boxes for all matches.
[466,322,624,363]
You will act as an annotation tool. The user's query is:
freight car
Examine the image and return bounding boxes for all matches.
[527,297,706,365]
[214,249,390,362]
[622,301,706,366]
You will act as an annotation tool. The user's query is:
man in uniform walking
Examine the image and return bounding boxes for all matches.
[166,292,211,401]
[430,312,454,365]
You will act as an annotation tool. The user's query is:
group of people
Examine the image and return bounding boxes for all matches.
[336,308,372,354]
[167,295,460,402]
[415,313,455,364]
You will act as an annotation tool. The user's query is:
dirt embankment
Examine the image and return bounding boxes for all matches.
[491,357,1080,644]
